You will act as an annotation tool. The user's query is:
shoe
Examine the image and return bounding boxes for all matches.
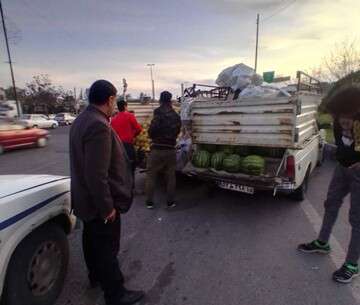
[297,240,331,254]
[167,201,177,208]
[333,263,359,284]
[108,290,145,305]
[146,201,154,209]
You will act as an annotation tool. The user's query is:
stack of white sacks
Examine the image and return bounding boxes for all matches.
[216,63,292,98]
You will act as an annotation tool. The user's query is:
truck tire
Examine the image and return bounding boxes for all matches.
[290,167,310,202]
[36,137,47,148]
[2,224,69,305]
[51,123,57,129]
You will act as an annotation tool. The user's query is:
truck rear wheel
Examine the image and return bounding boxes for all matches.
[2,224,69,305]
[290,168,310,202]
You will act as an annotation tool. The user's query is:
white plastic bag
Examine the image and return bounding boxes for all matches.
[216,63,262,91]
[176,136,192,171]
[180,96,195,121]
[239,84,290,98]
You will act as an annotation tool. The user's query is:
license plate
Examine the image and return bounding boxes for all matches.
[216,181,255,194]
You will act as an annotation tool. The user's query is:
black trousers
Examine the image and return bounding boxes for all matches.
[82,212,125,303]
[123,142,136,174]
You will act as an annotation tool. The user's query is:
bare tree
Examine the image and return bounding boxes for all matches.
[322,39,360,81]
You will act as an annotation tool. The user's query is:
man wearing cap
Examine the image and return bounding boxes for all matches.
[145,91,181,209]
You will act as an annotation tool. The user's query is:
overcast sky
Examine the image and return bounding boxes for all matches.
[0,0,359,97]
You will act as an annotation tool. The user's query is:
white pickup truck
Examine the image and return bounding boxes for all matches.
[181,72,324,201]
[0,175,76,305]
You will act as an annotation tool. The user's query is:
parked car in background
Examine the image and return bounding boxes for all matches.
[0,175,76,305]
[54,113,76,126]
[48,114,56,120]
[18,114,58,129]
[0,100,19,119]
[0,122,49,154]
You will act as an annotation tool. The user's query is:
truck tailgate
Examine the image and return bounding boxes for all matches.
[190,93,319,149]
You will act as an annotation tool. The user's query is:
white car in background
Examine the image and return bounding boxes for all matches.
[18,114,59,129]
[0,175,76,305]
[54,113,76,126]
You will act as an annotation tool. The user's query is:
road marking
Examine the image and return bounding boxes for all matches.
[301,198,360,303]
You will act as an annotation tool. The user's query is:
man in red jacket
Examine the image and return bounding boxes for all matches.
[111,99,142,173]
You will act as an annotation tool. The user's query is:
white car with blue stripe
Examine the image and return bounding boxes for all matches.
[0,175,76,305]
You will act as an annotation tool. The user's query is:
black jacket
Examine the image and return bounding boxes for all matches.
[334,119,360,167]
[70,105,133,221]
[148,104,181,148]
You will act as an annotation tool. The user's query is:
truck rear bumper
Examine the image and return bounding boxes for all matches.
[185,171,295,194]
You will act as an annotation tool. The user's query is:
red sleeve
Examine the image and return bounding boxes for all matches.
[129,113,142,136]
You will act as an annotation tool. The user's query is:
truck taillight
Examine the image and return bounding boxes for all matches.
[286,156,295,180]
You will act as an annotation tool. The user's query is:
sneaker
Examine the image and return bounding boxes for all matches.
[333,263,359,284]
[146,201,154,209]
[298,240,331,254]
[167,201,177,208]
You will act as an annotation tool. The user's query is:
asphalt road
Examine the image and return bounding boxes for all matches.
[1,126,359,305]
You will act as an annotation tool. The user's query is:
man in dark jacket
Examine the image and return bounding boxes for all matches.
[145,91,181,209]
[70,80,144,305]
[298,87,360,284]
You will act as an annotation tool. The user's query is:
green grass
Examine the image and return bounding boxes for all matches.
[316,112,334,143]
[325,128,335,144]
[317,113,333,129]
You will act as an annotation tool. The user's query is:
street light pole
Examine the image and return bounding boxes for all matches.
[0,0,21,117]
[147,64,155,101]
[254,13,260,73]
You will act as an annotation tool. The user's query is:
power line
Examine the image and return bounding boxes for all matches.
[262,0,298,23]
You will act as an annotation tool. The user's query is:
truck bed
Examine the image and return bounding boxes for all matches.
[190,92,320,149]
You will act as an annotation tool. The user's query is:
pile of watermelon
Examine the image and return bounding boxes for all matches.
[241,155,266,176]
[192,144,266,176]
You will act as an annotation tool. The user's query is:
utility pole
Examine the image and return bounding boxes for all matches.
[0,0,21,117]
[147,64,155,101]
[254,13,260,73]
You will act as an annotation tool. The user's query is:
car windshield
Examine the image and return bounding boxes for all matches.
[55,114,65,118]
[21,115,31,120]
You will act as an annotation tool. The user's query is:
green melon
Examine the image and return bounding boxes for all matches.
[192,150,211,168]
[221,145,235,155]
[223,154,242,173]
[211,152,225,170]
[241,155,266,175]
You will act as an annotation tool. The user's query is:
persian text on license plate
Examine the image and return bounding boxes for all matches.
[216,181,255,194]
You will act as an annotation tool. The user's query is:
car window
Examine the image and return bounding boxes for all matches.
[21,114,31,120]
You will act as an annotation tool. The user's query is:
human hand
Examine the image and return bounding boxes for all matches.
[104,208,116,223]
